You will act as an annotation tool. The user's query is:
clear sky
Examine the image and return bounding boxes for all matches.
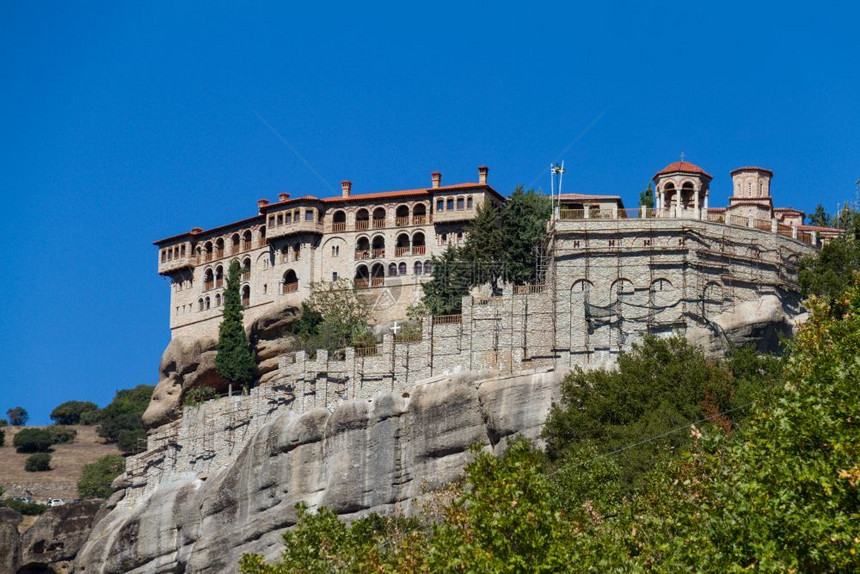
[1,1,858,424]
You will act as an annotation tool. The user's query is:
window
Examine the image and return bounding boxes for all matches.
[414,261,423,275]
[263,284,267,294]
[398,262,407,275]
[447,198,454,210]
[467,196,473,209]
[285,213,292,224]
[332,245,340,257]
[424,260,432,275]
[332,272,338,281]
[305,210,313,221]
[456,197,464,210]
[437,199,444,211]
[205,296,211,310]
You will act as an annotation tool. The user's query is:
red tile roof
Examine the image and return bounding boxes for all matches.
[798,224,843,233]
[322,182,498,203]
[653,161,713,180]
[558,193,622,201]
[730,166,774,177]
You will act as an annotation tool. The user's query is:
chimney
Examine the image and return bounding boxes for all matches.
[278,192,290,202]
[431,171,441,188]
[478,166,489,184]
[341,180,352,197]
[257,199,269,212]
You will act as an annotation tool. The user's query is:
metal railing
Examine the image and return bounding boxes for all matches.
[513,284,546,294]
[355,345,381,358]
[432,314,462,325]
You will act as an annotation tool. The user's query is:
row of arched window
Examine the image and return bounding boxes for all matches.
[195,284,252,312]
[202,259,252,291]
[353,261,433,287]
[196,228,266,263]
[160,244,187,263]
[355,232,426,259]
[435,195,474,212]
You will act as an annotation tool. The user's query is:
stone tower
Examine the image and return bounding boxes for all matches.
[727,166,774,220]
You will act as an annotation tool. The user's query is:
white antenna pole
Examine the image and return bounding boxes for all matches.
[558,160,565,197]
[550,163,555,220]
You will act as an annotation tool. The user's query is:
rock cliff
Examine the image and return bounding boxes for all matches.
[143,304,299,429]
[75,370,562,573]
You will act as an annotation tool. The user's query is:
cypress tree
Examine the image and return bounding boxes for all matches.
[216,260,256,389]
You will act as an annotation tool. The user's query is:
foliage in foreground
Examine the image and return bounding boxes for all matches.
[77,454,125,499]
[3,497,47,515]
[216,259,257,389]
[183,386,220,406]
[241,279,860,573]
[291,280,373,354]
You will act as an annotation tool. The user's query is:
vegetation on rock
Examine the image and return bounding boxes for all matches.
[183,386,220,406]
[216,259,256,389]
[78,454,125,499]
[292,279,373,353]
[96,384,154,454]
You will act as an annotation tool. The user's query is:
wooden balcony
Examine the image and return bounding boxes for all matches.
[354,278,369,289]
[331,222,346,232]
[284,283,298,294]
[372,219,386,229]
[395,217,410,227]
[355,220,370,230]
[371,277,384,287]
[355,250,370,260]
[412,215,429,225]
[412,245,426,255]
[395,247,410,256]
[372,249,385,259]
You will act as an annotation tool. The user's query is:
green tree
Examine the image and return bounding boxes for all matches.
[46,425,77,444]
[807,203,831,227]
[182,386,220,406]
[639,182,655,209]
[216,259,256,389]
[799,221,859,311]
[7,406,28,426]
[96,384,153,454]
[77,454,125,498]
[13,428,53,453]
[301,279,371,352]
[542,335,739,489]
[421,246,472,315]
[50,400,99,425]
[25,453,51,472]
[461,202,505,291]
[501,186,551,285]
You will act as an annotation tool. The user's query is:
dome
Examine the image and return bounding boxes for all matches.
[653,161,713,181]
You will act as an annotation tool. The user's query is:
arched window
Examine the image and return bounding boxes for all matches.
[395,233,410,256]
[356,236,370,259]
[258,226,266,246]
[395,205,410,226]
[372,235,385,258]
[242,230,252,250]
[371,262,385,286]
[204,296,211,310]
[204,241,213,262]
[412,231,426,255]
[215,238,225,258]
[215,293,222,307]
[292,244,301,261]
[242,258,251,280]
[204,268,214,290]
[241,285,250,307]
[414,261,423,275]
[372,207,386,228]
[198,298,204,311]
[398,262,407,275]
[283,270,298,293]
[332,210,346,231]
[424,260,432,275]
[215,265,224,288]
[280,246,289,264]
[356,208,370,230]
[388,262,398,276]
[413,203,427,224]
[231,233,240,254]
[467,196,473,209]
[354,264,370,288]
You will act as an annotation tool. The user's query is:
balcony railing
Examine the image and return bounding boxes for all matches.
[372,219,386,229]
[513,284,546,295]
[354,278,369,289]
[432,314,462,325]
[395,246,410,256]
[332,222,346,232]
[243,241,253,251]
[215,279,224,289]
[284,283,298,294]
[372,248,385,258]
[395,216,410,226]
[204,281,214,291]
[355,345,381,358]
[355,250,370,260]
[371,277,384,287]
[412,245,426,255]
[412,215,428,225]
[241,297,250,307]
[356,220,370,230]
[231,246,240,255]
[242,271,250,281]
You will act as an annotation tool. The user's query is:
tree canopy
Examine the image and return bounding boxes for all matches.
[78,454,125,499]
[50,400,99,425]
[6,406,28,426]
[96,384,154,453]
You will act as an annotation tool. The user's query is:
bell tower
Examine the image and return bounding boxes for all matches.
[652,158,713,218]
[727,167,774,220]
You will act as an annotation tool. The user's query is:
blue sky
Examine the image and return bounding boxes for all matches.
[1,1,858,424]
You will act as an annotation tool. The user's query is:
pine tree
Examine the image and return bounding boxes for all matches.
[501,186,551,285]
[421,246,472,315]
[808,204,831,227]
[216,260,256,389]
[461,202,505,291]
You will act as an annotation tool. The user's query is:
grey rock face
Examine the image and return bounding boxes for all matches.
[143,305,299,429]
[0,507,21,574]
[75,370,561,573]
[17,500,102,574]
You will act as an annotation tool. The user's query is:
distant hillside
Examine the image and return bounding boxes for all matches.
[0,425,121,502]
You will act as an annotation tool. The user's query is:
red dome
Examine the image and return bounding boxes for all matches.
[653,161,713,181]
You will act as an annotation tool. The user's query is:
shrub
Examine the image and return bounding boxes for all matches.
[50,400,100,425]
[77,454,125,499]
[79,409,101,425]
[96,384,153,443]
[6,407,28,426]
[183,386,220,407]
[13,428,53,453]
[117,428,147,454]
[25,453,51,472]
[5,498,47,515]
[0,419,7,426]
[46,425,77,444]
